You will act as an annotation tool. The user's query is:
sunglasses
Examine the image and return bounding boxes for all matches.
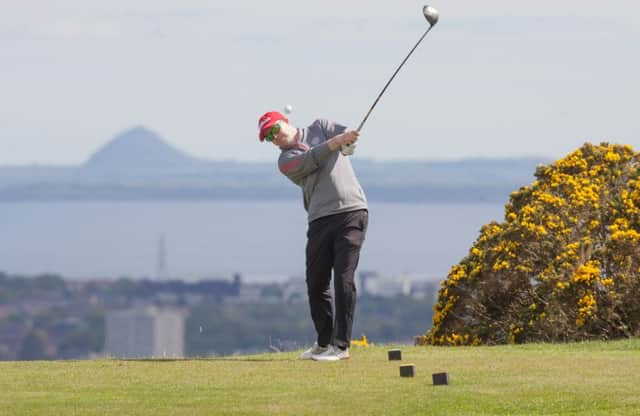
[264,122,281,142]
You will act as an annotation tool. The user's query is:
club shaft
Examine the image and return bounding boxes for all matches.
[356,25,434,132]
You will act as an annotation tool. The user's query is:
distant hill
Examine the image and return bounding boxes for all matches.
[83,127,206,175]
[0,126,549,202]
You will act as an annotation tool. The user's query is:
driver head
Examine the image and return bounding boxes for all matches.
[423,5,439,26]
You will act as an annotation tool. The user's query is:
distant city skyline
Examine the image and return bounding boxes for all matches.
[1,0,639,165]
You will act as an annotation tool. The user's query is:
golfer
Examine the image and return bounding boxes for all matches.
[258,111,368,361]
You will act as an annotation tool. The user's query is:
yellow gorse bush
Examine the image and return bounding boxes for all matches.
[419,143,640,346]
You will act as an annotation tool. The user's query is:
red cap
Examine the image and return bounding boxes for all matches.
[258,111,288,142]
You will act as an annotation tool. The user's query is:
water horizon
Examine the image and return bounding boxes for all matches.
[0,200,505,283]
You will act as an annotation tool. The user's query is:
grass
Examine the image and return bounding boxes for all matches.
[1,339,639,415]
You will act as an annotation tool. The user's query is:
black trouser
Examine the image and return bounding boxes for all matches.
[306,209,368,350]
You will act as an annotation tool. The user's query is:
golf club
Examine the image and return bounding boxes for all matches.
[356,5,439,133]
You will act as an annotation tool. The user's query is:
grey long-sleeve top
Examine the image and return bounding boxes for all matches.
[278,119,368,223]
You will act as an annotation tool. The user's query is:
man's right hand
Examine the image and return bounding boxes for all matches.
[329,130,360,152]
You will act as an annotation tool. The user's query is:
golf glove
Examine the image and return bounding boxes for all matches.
[341,143,356,156]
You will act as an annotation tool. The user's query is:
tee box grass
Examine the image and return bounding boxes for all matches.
[1,338,639,415]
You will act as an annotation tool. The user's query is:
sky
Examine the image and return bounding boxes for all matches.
[1,0,639,165]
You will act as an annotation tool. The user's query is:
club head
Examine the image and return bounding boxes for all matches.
[423,5,439,26]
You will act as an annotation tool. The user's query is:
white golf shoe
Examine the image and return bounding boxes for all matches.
[311,345,350,361]
[300,342,329,360]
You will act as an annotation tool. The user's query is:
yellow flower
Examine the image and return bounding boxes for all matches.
[351,334,369,347]
[515,264,532,273]
[605,151,621,163]
[572,261,600,284]
[449,265,467,285]
[578,293,596,314]
[492,261,510,272]
[611,229,640,242]
[470,265,482,277]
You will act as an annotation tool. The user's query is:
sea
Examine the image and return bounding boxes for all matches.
[0,200,504,283]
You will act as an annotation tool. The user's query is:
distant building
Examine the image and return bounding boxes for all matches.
[104,305,185,358]
[225,283,263,304]
[357,271,377,296]
[358,272,439,299]
[365,275,412,297]
[281,276,306,303]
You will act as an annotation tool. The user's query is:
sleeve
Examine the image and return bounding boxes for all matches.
[318,119,347,140]
[278,143,332,184]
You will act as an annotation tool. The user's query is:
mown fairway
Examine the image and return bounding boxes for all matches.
[1,339,639,415]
